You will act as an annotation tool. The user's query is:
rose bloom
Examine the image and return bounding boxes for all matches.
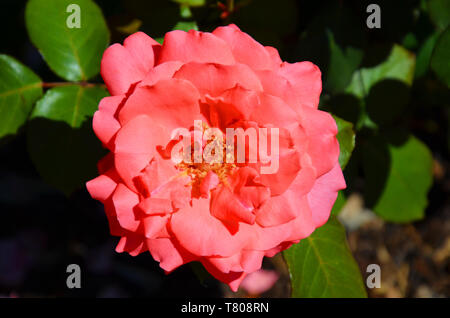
[86,24,345,291]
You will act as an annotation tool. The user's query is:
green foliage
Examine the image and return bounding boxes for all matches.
[283,217,367,298]
[334,115,355,169]
[346,45,415,99]
[27,85,108,196]
[431,27,450,87]
[0,55,42,141]
[299,4,365,93]
[415,32,440,78]
[345,45,415,128]
[330,191,346,216]
[363,135,433,223]
[173,0,206,7]
[173,21,198,32]
[25,0,109,81]
[428,0,450,30]
[297,4,365,94]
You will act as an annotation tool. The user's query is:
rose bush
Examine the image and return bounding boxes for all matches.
[86,24,345,291]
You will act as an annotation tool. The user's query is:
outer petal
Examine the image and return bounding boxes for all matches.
[265,46,282,68]
[111,183,140,232]
[158,30,235,65]
[299,106,340,177]
[307,162,346,227]
[213,24,273,71]
[101,32,161,95]
[201,259,247,292]
[146,238,197,272]
[114,115,166,191]
[241,269,279,295]
[86,170,118,203]
[264,241,298,257]
[142,214,170,239]
[97,152,114,174]
[257,61,322,111]
[207,250,264,274]
[92,95,126,150]
[116,233,147,256]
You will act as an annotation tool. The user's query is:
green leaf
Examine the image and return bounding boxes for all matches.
[428,0,450,31]
[25,0,109,81]
[325,27,364,93]
[431,27,450,87]
[330,191,346,216]
[154,37,164,45]
[346,45,415,127]
[179,5,193,19]
[415,32,440,78]
[402,32,419,50]
[283,217,367,298]
[334,115,355,169]
[296,4,364,94]
[346,45,415,99]
[173,20,198,32]
[27,85,108,195]
[363,135,433,223]
[0,55,42,141]
[172,0,205,7]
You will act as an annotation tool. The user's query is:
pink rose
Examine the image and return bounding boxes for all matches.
[86,24,345,291]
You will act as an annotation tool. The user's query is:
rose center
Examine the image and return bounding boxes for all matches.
[174,123,237,192]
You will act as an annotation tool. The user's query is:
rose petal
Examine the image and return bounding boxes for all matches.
[116,233,147,256]
[158,29,235,65]
[170,198,254,257]
[111,183,141,232]
[92,95,126,150]
[139,61,184,87]
[241,269,279,295]
[86,169,118,202]
[307,162,346,227]
[201,259,247,292]
[213,24,273,71]
[257,61,322,111]
[142,214,170,239]
[118,79,202,130]
[146,238,197,272]
[173,62,262,97]
[101,32,160,95]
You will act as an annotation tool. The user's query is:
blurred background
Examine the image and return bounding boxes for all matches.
[0,0,448,297]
